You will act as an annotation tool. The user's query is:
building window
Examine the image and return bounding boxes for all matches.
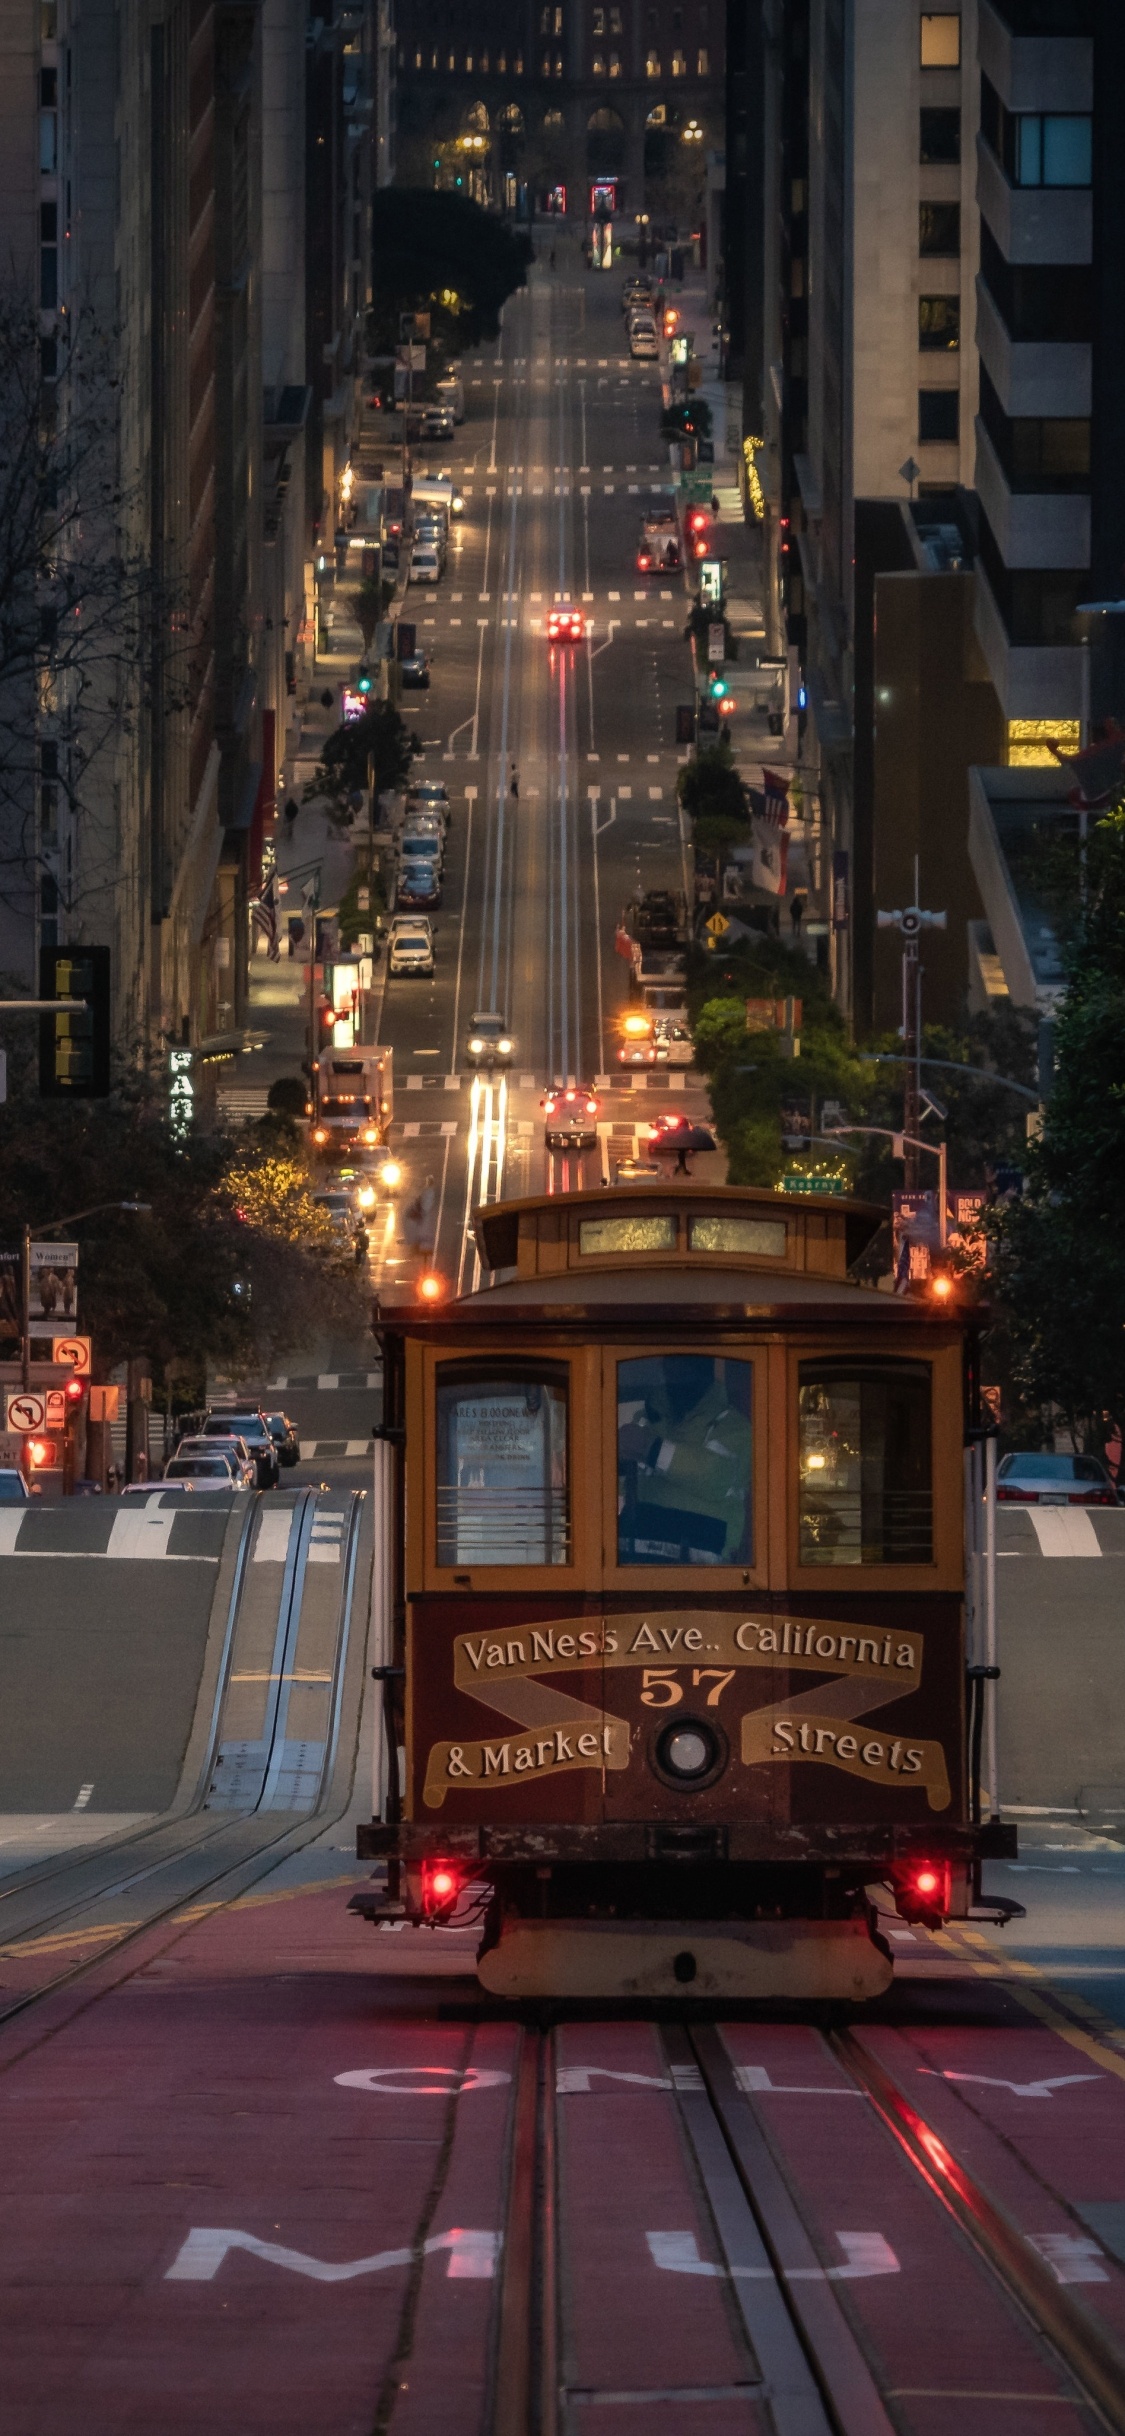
[919,388,960,443]
[645,48,660,74]
[979,222,1093,343]
[919,106,960,164]
[414,46,422,66]
[671,47,686,74]
[977,514,1088,647]
[1013,113,1092,187]
[542,52,551,72]
[919,294,960,350]
[617,1354,753,1568]
[554,50,563,71]
[919,200,960,256]
[981,77,1092,189]
[697,46,709,72]
[39,109,57,172]
[608,50,621,74]
[979,364,1090,493]
[436,1365,570,1567]
[592,47,605,72]
[798,1363,933,1567]
[920,13,960,68]
[592,2,605,27]
[610,5,622,28]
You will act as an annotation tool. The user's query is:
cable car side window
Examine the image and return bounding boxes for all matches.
[798,1360,933,1565]
[436,1364,569,1565]
[617,1355,752,1567]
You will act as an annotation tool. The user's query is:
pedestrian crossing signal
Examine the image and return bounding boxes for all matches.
[39,946,111,1098]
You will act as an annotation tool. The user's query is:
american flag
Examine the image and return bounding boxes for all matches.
[761,768,790,826]
[251,869,281,961]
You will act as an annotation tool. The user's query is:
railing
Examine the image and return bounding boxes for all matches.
[436,1487,570,1567]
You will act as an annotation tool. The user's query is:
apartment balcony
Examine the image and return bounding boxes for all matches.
[976,139,1091,266]
[975,278,1090,419]
[972,557,1082,723]
[978,1,1092,116]
[974,419,1089,571]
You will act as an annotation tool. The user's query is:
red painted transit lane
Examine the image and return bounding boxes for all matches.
[555,2019,769,2434]
[854,2019,1125,2347]
[720,2023,1099,2436]
[0,1883,515,2436]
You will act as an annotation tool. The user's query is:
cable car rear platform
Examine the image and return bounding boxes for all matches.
[355,1818,1016,1865]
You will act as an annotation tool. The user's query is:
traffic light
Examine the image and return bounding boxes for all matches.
[708,672,730,702]
[356,667,373,695]
[39,946,111,1097]
[63,1375,87,1415]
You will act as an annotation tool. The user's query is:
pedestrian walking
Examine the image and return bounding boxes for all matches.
[510,762,520,803]
[789,889,807,940]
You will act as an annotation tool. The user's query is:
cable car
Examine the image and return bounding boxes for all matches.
[355,1184,1014,1999]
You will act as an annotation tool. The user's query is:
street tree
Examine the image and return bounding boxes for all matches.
[370,190,532,346]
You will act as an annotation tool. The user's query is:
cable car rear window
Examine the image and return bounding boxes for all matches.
[617,1354,753,1566]
[688,1216,786,1257]
[798,1361,933,1565]
[579,1215,677,1255]
[436,1365,569,1565]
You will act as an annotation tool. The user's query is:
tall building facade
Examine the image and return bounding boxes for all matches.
[0,0,392,1065]
[731,0,1122,1029]
[394,0,723,231]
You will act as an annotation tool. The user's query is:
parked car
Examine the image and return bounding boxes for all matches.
[387,917,435,975]
[265,1412,300,1468]
[164,1455,249,1489]
[200,1410,279,1488]
[173,1436,256,1489]
[400,651,431,689]
[466,1011,514,1070]
[396,863,442,911]
[613,1158,662,1183]
[630,325,659,361]
[422,404,454,441]
[409,543,442,585]
[996,1452,1120,1507]
[0,1468,30,1502]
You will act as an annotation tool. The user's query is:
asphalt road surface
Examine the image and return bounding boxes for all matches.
[357,241,717,1301]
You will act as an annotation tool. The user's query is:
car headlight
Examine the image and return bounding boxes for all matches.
[498,1038,512,1054]
[469,1037,484,1053]
[357,1185,376,1209]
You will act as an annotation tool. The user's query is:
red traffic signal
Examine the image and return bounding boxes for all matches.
[63,1376,87,1408]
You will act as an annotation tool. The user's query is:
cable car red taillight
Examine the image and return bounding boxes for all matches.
[422,1861,461,1916]
[894,1859,952,1925]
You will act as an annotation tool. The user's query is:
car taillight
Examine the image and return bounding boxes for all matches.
[586,1100,598,1114]
[421,1861,461,1917]
[996,1487,1035,1502]
[894,1859,951,1925]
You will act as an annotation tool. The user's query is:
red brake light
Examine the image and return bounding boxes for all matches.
[421,1861,461,1917]
[895,1859,952,1924]
[586,1099,598,1114]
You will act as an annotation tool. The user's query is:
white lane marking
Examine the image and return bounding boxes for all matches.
[73,1783,94,1810]
[107,1507,180,1559]
[1029,1509,1102,1556]
[316,1373,340,1390]
[918,2069,1102,2099]
[0,1512,25,1554]
[253,1510,293,1564]
[648,2231,899,2282]
[166,2226,500,2284]
[734,2065,861,2096]
[1031,2233,1111,2284]
[336,2065,510,2096]
[557,2065,703,2093]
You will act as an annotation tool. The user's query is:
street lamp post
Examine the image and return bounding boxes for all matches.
[875,865,946,1188]
[822,1124,948,1248]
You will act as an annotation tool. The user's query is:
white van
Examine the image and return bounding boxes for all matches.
[436,376,465,423]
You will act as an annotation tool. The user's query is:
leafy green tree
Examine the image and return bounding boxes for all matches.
[987,805,1125,1455]
[0,1085,368,1402]
[686,937,870,1187]
[370,190,532,345]
[677,748,750,858]
[303,701,418,814]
